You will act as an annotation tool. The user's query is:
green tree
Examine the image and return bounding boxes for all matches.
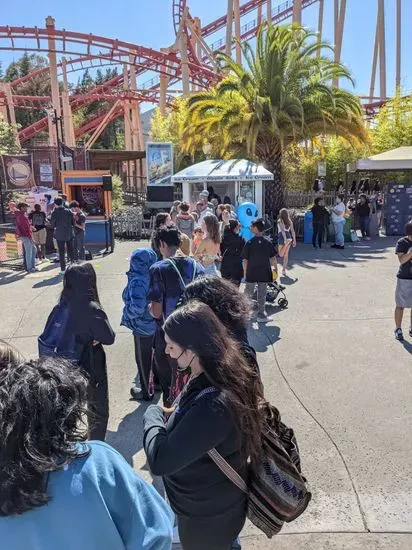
[0,120,20,154]
[3,53,50,130]
[371,94,412,154]
[111,174,124,211]
[150,97,196,170]
[183,24,368,215]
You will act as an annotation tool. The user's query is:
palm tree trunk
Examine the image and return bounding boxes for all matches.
[259,147,285,220]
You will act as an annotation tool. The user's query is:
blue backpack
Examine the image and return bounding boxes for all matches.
[38,302,83,362]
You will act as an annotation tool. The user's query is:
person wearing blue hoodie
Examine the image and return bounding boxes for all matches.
[121,248,158,401]
[0,357,174,550]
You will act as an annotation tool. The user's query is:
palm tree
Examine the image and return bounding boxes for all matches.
[182,24,368,216]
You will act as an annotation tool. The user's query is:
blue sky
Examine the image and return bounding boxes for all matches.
[1,0,411,104]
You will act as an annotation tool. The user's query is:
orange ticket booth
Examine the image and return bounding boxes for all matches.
[61,170,114,252]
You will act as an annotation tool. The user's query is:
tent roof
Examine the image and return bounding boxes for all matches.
[347,146,412,172]
[171,159,274,183]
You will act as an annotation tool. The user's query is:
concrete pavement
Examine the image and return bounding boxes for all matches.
[0,237,411,549]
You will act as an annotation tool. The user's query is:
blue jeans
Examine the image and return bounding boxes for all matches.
[333,220,345,246]
[359,216,370,237]
[21,236,36,271]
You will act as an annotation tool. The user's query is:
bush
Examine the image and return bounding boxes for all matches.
[111,174,124,212]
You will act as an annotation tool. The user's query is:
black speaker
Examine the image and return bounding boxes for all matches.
[146,186,174,202]
[102,175,113,191]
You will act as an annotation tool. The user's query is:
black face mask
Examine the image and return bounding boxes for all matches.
[176,349,196,372]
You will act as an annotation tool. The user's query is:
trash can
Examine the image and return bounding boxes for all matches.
[304,210,313,244]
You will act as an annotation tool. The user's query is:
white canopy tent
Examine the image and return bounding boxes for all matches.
[171,159,273,215]
[347,147,412,172]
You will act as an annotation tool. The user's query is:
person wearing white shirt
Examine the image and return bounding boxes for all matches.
[331,194,346,250]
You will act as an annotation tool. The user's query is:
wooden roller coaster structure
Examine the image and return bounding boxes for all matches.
[0,0,404,151]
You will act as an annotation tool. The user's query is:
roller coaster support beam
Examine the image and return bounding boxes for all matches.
[257,2,262,26]
[178,26,190,96]
[129,52,142,150]
[84,100,121,150]
[46,16,61,146]
[396,0,401,90]
[122,66,133,150]
[317,0,324,57]
[61,58,76,147]
[369,6,379,101]
[378,0,386,100]
[226,0,234,57]
[267,0,272,21]
[186,17,218,70]
[293,0,302,24]
[159,48,170,116]
[234,0,241,64]
[333,0,346,87]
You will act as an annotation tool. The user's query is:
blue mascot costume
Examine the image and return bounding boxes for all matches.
[237,202,259,241]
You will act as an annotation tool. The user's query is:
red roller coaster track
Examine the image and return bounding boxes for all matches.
[1,0,386,145]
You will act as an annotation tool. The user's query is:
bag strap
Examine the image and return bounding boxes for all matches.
[207,448,248,494]
[166,257,196,289]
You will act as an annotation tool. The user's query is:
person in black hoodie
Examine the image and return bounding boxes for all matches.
[220,219,245,286]
[60,263,115,440]
[143,301,265,550]
[311,197,329,249]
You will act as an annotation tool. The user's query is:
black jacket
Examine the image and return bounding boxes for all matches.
[61,272,115,376]
[143,373,247,519]
[311,204,328,225]
[220,229,245,281]
[51,206,74,242]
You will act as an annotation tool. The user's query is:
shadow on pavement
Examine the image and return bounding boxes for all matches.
[248,324,280,352]
[0,271,26,285]
[106,395,161,467]
[401,340,412,355]
[32,275,62,288]
[286,238,396,271]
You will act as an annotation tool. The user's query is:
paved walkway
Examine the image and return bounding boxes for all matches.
[1,237,411,549]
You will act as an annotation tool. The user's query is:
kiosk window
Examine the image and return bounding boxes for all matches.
[73,186,105,216]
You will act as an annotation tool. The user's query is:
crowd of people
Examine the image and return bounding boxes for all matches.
[309,190,383,251]
[14,194,87,275]
[2,178,412,548]
[0,247,268,548]
[1,187,303,549]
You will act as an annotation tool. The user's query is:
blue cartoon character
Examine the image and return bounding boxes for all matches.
[237,202,258,241]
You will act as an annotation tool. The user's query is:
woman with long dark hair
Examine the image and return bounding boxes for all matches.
[220,219,245,286]
[0,357,173,549]
[58,263,115,440]
[179,276,260,379]
[143,301,265,550]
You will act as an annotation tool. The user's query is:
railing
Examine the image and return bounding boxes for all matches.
[284,191,338,209]
[112,207,154,240]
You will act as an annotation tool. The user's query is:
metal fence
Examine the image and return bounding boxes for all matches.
[111,207,155,240]
[284,191,338,209]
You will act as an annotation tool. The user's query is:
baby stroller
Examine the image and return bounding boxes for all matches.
[266,281,288,309]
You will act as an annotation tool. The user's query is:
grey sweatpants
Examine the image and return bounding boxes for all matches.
[245,282,268,315]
